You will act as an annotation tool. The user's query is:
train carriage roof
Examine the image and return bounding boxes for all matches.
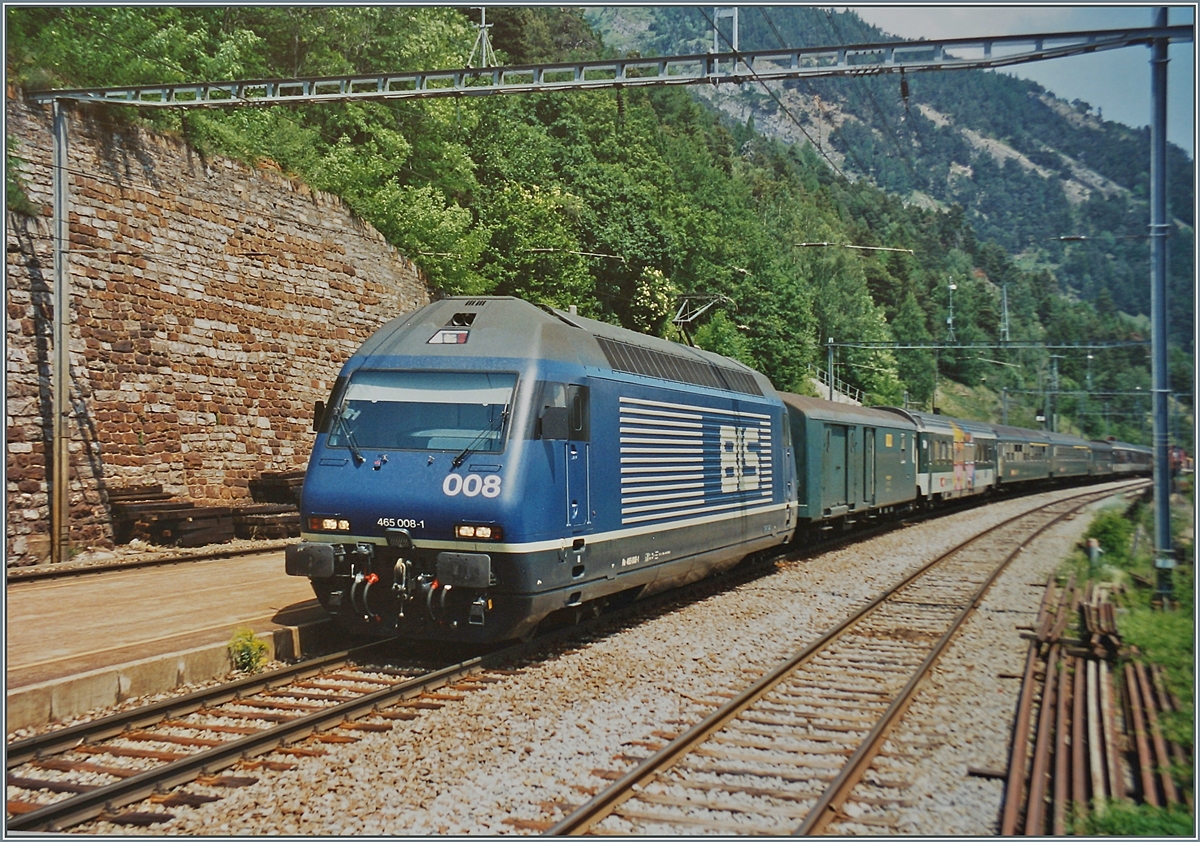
[779,394,918,431]
[1044,431,1094,449]
[991,424,1052,445]
[351,296,776,398]
[1108,440,1153,455]
[877,408,996,440]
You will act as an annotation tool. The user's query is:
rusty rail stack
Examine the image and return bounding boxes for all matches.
[1001,578,1191,834]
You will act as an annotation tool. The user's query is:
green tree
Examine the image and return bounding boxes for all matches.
[891,291,937,406]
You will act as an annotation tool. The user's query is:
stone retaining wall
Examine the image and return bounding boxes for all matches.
[6,99,429,565]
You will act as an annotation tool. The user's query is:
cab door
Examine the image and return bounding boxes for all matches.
[564,384,590,531]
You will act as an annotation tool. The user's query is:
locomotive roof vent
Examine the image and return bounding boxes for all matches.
[448,312,477,327]
[596,336,763,397]
[462,299,490,307]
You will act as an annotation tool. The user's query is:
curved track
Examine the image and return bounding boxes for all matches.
[549,485,1131,836]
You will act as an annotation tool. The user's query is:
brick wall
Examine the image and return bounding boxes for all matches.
[6,99,430,565]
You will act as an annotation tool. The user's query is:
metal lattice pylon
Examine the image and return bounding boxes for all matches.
[468,8,497,68]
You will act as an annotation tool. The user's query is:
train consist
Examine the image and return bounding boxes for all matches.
[286,297,1152,643]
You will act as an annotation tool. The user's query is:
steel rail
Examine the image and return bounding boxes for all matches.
[5,642,391,768]
[1051,650,1072,835]
[799,492,1114,836]
[549,484,1127,836]
[6,647,505,831]
[8,482,1144,832]
[1134,660,1179,805]
[1022,644,1061,834]
[5,544,810,832]
[999,577,1064,834]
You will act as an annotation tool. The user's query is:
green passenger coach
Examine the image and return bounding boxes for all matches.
[781,395,918,526]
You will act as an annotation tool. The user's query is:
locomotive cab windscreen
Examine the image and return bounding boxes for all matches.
[324,370,517,455]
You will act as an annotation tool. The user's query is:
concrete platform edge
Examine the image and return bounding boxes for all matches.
[7,618,335,733]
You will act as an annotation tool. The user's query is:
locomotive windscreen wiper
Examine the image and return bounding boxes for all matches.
[451,406,509,469]
[334,409,366,465]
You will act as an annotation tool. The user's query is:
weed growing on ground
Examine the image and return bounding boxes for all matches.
[228,627,269,673]
[1076,800,1194,836]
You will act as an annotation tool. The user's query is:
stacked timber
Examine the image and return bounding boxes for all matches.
[109,485,193,544]
[233,504,301,540]
[110,472,304,548]
[249,469,306,505]
[108,485,235,548]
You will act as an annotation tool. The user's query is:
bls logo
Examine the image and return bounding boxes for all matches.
[719,425,761,493]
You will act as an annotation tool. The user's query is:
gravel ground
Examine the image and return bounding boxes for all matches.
[65,484,1131,836]
[831,493,1122,836]
[6,537,291,579]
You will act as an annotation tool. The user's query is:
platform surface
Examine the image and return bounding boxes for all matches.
[7,550,321,688]
[5,550,340,731]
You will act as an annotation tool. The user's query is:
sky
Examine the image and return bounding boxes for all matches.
[845,5,1196,157]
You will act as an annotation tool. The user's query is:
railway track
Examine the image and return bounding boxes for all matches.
[549,485,1127,836]
[4,641,513,831]
[3,546,788,833]
[6,482,1143,833]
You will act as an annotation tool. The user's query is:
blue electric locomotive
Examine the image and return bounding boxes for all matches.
[286,297,796,642]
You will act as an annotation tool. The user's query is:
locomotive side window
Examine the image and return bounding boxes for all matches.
[536,382,588,440]
[316,376,348,434]
[327,370,517,453]
[567,385,590,440]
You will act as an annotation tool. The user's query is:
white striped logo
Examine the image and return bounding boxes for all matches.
[619,396,774,525]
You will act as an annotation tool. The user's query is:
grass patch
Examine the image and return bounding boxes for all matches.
[1077,801,1194,836]
[6,136,40,217]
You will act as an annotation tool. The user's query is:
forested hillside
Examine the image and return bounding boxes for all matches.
[586,6,1195,352]
[6,6,1192,446]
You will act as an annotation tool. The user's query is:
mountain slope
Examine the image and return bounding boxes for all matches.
[584,6,1195,350]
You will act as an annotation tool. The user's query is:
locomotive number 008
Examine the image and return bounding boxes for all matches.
[442,473,502,498]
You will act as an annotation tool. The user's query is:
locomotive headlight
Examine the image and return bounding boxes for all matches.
[455,524,502,541]
[309,517,351,532]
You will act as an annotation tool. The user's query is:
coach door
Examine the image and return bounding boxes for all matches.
[863,428,876,506]
[825,424,849,508]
